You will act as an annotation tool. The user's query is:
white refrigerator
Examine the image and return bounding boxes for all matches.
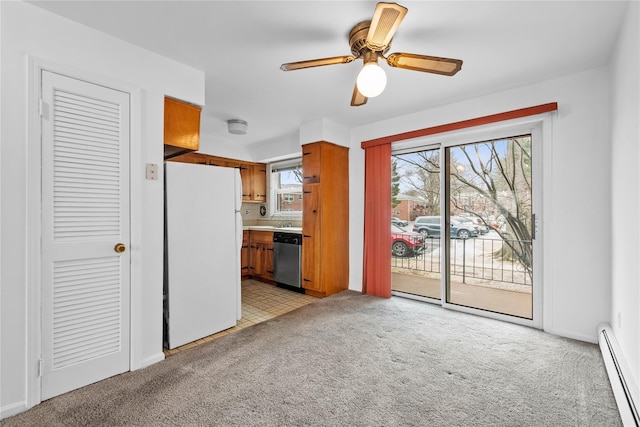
[164,161,242,349]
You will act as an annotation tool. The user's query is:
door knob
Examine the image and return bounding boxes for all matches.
[114,243,126,254]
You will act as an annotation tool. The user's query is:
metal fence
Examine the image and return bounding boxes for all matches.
[391,235,532,286]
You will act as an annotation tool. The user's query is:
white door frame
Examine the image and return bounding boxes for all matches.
[26,57,142,408]
[391,112,554,330]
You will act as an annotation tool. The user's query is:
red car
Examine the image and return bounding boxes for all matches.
[391,224,425,257]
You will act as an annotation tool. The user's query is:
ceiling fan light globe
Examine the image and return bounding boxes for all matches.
[356,62,387,98]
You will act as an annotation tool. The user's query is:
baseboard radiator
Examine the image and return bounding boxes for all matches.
[598,323,639,426]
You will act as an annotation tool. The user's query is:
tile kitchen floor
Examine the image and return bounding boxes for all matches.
[164,279,317,356]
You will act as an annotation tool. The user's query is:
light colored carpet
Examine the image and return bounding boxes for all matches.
[1,291,621,426]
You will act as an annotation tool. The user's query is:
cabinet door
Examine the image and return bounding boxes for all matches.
[167,152,198,164]
[302,185,321,292]
[241,231,249,277]
[248,242,259,276]
[251,163,267,202]
[262,243,274,280]
[164,97,201,154]
[239,163,253,201]
[208,156,229,167]
[253,242,274,280]
[192,153,209,165]
[254,243,265,277]
[302,143,321,184]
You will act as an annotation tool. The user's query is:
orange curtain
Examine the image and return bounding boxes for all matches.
[362,143,392,298]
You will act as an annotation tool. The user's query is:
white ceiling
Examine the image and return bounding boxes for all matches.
[29,1,628,151]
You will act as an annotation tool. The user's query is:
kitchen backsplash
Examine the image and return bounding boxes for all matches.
[241,202,262,221]
[241,203,302,227]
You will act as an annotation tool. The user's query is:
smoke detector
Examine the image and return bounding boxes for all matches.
[227,119,248,135]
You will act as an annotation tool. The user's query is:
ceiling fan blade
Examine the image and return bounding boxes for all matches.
[350,84,368,106]
[386,52,463,76]
[280,55,356,71]
[366,2,408,51]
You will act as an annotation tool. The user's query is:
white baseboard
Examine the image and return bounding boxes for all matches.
[544,326,598,344]
[136,352,165,370]
[1,400,27,420]
[2,352,165,421]
[598,323,639,426]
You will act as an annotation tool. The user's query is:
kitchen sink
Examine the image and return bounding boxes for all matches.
[275,227,302,232]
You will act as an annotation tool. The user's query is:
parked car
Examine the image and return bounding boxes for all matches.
[391,217,408,227]
[391,224,424,257]
[412,216,479,239]
[412,216,440,237]
[452,216,488,234]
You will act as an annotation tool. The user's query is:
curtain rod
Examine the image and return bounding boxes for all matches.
[361,102,558,149]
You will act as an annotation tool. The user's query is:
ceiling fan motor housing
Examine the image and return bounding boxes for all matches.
[349,21,390,56]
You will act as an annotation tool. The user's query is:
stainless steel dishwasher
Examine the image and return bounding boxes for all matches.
[272,232,302,291]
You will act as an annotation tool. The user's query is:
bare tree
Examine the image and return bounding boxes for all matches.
[394,137,533,281]
[292,167,303,184]
[393,150,440,215]
[450,136,532,280]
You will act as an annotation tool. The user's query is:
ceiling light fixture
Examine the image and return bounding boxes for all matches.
[227,119,248,135]
[356,52,386,98]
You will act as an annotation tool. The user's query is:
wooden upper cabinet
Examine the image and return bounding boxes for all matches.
[302,144,321,184]
[167,152,197,164]
[251,164,267,203]
[166,152,267,203]
[238,163,253,201]
[164,97,202,159]
[239,162,267,203]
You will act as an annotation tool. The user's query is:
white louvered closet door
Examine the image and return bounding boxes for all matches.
[40,71,130,400]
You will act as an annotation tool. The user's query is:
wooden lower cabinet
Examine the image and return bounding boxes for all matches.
[247,231,274,282]
[241,231,249,278]
[301,186,321,293]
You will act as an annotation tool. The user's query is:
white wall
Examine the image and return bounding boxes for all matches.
[198,133,256,162]
[349,65,613,343]
[2,0,637,420]
[201,118,351,164]
[0,1,204,417]
[610,0,640,396]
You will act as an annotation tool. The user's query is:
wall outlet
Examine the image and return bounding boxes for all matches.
[245,210,250,215]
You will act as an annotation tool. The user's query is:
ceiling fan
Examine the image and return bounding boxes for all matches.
[280,2,463,107]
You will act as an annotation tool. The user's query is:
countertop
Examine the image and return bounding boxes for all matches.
[243,225,302,234]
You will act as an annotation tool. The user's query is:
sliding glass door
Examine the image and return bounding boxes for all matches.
[391,134,536,321]
[445,135,533,319]
[391,148,441,300]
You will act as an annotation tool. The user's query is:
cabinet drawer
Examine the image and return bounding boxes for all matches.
[249,230,273,244]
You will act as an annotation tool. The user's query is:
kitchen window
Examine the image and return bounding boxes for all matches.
[270,158,303,215]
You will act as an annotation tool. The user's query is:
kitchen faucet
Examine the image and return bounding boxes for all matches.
[270,212,287,228]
